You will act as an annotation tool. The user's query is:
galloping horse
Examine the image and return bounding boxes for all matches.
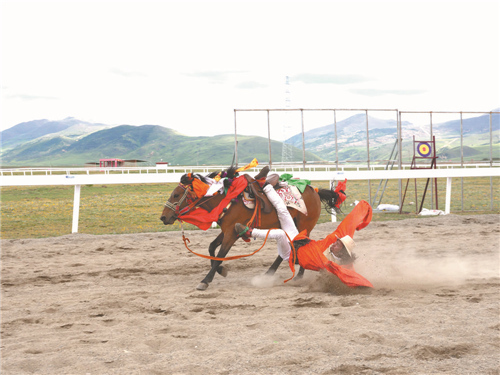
[160,166,342,290]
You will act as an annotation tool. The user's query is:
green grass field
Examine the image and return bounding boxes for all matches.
[1,177,498,239]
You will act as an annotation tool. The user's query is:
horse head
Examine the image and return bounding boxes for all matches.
[160,172,216,225]
[160,183,192,225]
[160,167,239,225]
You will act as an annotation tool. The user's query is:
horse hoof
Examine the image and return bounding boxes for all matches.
[196,282,209,291]
[218,266,228,278]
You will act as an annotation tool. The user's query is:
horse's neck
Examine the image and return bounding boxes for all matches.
[198,193,225,212]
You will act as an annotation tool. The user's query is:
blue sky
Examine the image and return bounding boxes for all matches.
[1,0,499,137]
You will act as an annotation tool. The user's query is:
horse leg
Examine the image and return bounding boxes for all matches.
[265,256,305,280]
[209,232,228,277]
[265,255,283,275]
[197,235,237,291]
[295,267,305,280]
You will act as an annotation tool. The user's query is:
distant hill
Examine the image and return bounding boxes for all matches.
[433,112,500,136]
[1,111,498,167]
[283,112,499,162]
[0,123,322,167]
[0,117,111,151]
[438,145,481,159]
[284,114,427,162]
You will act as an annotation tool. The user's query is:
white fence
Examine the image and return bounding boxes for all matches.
[1,166,498,234]
[2,162,498,178]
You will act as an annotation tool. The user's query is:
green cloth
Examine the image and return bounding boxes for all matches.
[279,173,311,193]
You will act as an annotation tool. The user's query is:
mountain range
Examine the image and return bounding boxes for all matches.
[0,118,321,167]
[287,112,499,162]
[1,112,498,167]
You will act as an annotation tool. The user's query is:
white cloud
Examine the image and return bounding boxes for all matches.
[1,0,499,138]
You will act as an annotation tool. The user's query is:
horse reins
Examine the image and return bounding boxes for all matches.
[181,229,270,261]
[245,198,262,229]
[181,223,298,283]
[179,198,263,261]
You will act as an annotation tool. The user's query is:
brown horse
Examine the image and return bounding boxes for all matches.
[160,167,342,290]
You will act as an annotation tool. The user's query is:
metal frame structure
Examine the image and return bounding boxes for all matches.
[234,108,401,206]
[234,109,499,211]
[400,111,499,211]
[400,135,439,213]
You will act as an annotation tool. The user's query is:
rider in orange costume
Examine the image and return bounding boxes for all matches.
[237,184,373,288]
[289,199,373,288]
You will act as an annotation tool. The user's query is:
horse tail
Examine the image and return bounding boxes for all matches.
[316,186,344,214]
[206,171,221,179]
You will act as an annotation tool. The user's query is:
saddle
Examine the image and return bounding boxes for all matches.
[242,166,272,214]
[242,167,286,214]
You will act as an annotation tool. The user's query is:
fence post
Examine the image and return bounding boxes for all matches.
[445,177,452,214]
[267,110,272,167]
[490,112,494,210]
[301,109,306,170]
[334,110,339,171]
[460,112,464,211]
[234,110,238,166]
[365,110,371,204]
[72,185,81,233]
[397,110,403,209]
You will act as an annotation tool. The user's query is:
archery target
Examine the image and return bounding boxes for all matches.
[417,142,432,157]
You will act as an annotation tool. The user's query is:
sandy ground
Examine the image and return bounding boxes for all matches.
[1,214,499,375]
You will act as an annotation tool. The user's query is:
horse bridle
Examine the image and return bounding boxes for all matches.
[164,182,224,220]
[164,184,192,217]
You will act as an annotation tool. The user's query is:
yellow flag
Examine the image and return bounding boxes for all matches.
[236,158,258,173]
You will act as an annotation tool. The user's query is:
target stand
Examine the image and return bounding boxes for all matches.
[400,135,439,214]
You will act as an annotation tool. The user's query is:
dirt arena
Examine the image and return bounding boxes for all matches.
[2,214,499,375]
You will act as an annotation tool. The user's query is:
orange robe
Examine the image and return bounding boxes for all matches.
[289,200,373,288]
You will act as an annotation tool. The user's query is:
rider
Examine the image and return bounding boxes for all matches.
[235,184,373,288]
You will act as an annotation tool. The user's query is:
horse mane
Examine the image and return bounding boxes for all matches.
[180,173,211,186]
[206,171,221,179]
[180,166,240,189]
